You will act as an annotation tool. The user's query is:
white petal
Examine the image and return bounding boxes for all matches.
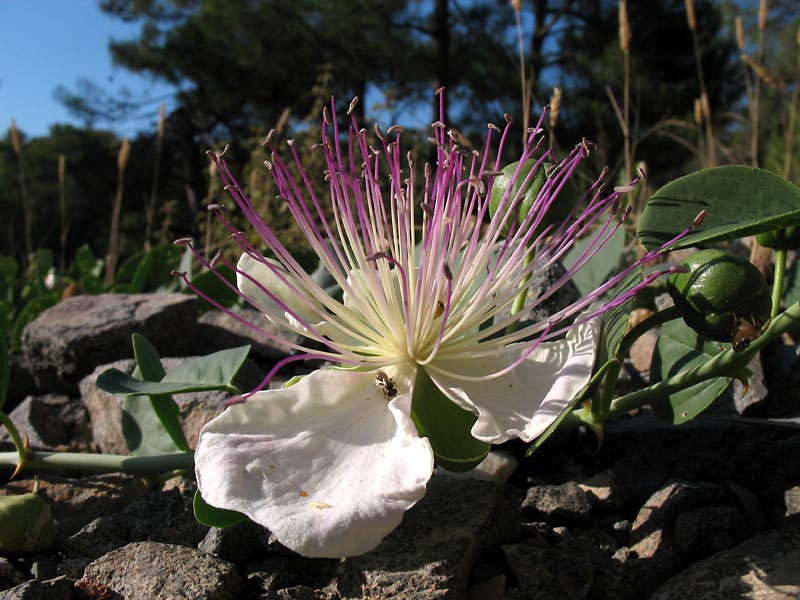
[194,368,433,558]
[428,317,598,444]
[237,253,322,328]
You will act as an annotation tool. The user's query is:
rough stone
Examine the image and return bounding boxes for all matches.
[501,543,593,600]
[198,520,272,565]
[673,506,752,562]
[0,558,25,592]
[783,485,800,521]
[651,524,800,600]
[80,356,263,454]
[579,470,628,512]
[330,477,519,599]
[22,293,199,394]
[0,475,146,537]
[4,353,36,415]
[629,480,742,560]
[0,576,74,600]
[82,541,243,600]
[196,307,301,360]
[0,396,69,449]
[437,450,518,483]
[522,482,594,525]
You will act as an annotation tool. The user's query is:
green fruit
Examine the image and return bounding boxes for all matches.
[756,226,800,250]
[666,249,771,348]
[488,160,576,238]
[0,493,57,555]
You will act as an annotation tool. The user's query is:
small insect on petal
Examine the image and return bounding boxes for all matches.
[307,502,333,510]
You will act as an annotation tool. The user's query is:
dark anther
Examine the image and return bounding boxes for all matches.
[347,97,359,115]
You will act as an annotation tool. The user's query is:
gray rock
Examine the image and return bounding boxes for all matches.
[783,485,800,521]
[196,307,301,360]
[522,482,594,525]
[22,293,199,394]
[673,506,752,562]
[331,477,519,599]
[501,543,593,600]
[0,558,25,592]
[628,480,742,561]
[730,341,800,416]
[0,475,146,538]
[80,356,263,454]
[0,397,68,449]
[4,353,36,414]
[651,524,800,600]
[82,541,242,600]
[0,576,75,600]
[198,520,272,565]
[579,470,629,513]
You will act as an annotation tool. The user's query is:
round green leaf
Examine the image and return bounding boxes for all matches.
[638,166,800,250]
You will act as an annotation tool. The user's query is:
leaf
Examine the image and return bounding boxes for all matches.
[163,345,250,388]
[639,166,800,250]
[193,490,248,528]
[132,334,167,381]
[650,319,733,424]
[410,368,490,472]
[562,225,625,297]
[187,266,240,311]
[96,346,250,397]
[74,244,102,277]
[121,396,185,456]
[122,334,189,455]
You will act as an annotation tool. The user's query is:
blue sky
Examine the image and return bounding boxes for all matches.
[1,0,178,139]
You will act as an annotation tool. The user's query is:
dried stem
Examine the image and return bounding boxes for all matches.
[58,154,69,272]
[105,137,130,287]
[10,118,33,261]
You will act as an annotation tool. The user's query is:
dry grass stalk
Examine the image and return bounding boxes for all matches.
[105,137,130,286]
[10,117,33,259]
[741,53,786,90]
[549,87,562,129]
[735,16,745,51]
[58,154,69,271]
[618,0,631,54]
[157,102,166,140]
[758,0,767,32]
[700,92,712,121]
[10,118,22,156]
[694,98,703,124]
[510,0,521,12]
[684,0,696,32]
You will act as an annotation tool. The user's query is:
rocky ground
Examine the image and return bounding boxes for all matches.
[1,292,800,599]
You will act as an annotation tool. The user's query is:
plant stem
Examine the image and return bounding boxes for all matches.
[601,299,800,418]
[593,306,682,417]
[0,412,29,465]
[772,247,787,320]
[0,450,194,476]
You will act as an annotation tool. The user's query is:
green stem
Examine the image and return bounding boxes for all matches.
[593,306,683,417]
[0,450,194,475]
[506,247,535,334]
[602,299,800,418]
[0,412,30,465]
[772,248,787,320]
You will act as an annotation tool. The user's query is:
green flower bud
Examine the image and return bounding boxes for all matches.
[666,249,771,351]
[0,493,57,555]
[489,160,576,238]
[756,226,800,250]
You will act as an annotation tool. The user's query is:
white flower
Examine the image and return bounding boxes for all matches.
[186,96,665,558]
